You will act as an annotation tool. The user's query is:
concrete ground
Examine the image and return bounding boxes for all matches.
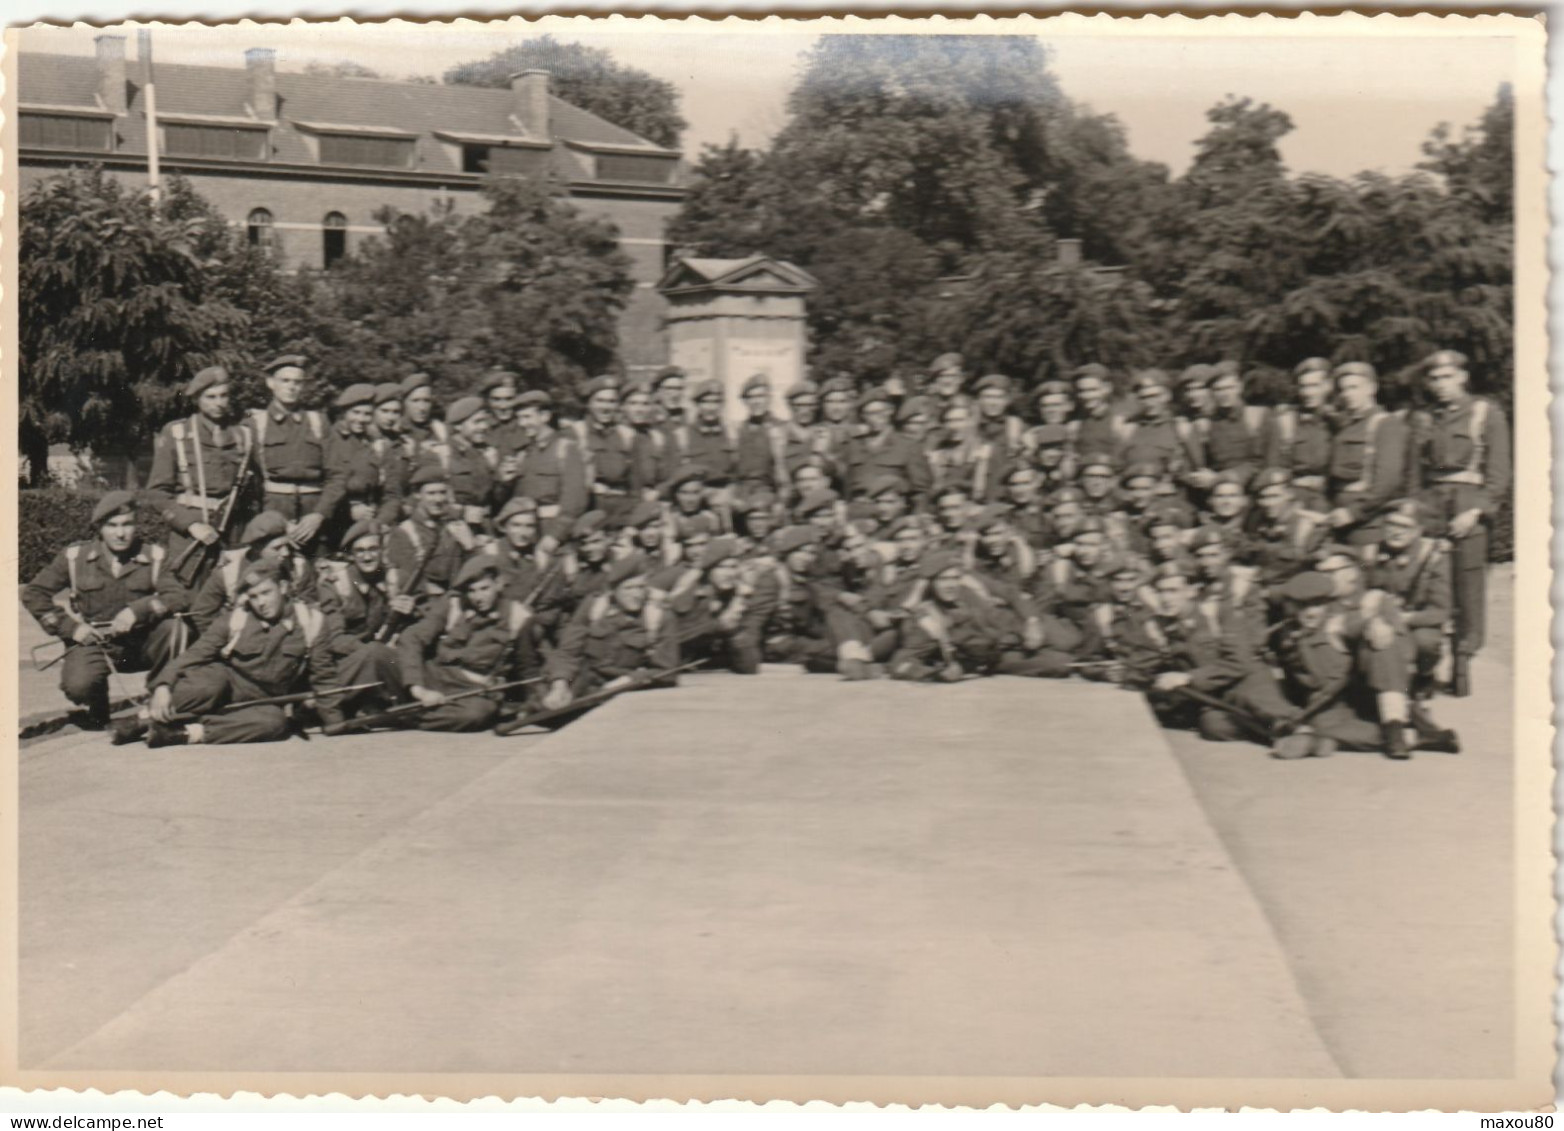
[16,569,1517,1084]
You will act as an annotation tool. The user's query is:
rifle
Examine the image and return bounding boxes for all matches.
[375,533,434,644]
[160,680,383,725]
[32,621,114,670]
[493,659,704,737]
[322,677,541,736]
[173,435,255,585]
[1172,684,1274,744]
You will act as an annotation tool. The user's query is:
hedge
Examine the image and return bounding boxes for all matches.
[19,488,171,582]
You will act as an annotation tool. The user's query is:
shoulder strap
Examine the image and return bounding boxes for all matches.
[168,420,194,491]
[149,543,165,586]
[1468,398,1490,476]
[306,411,324,441]
[295,602,324,646]
[588,592,612,625]
[64,544,82,597]
[250,409,270,477]
[1243,405,1267,439]
[222,554,245,597]
[445,597,465,634]
[222,608,250,658]
[1274,408,1295,451]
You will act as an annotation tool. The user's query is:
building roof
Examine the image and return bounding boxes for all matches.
[16,51,682,187]
[658,256,819,294]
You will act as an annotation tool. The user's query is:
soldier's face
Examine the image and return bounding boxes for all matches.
[374,402,402,432]
[1295,371,1329,408]
[1074,533,1104,567]
[1296,603,1328,630]
[709,560,740,591]
[487,386,517,420]
[197,384,231,421]
[1052,502,1082,531]
[1336,375,1376,413]
[823,392,852,422]
[614,578,649,613]
[636,522,662,549]
[504,515,538,548]
[862,403,893,432]
[980,525,1009,555]
[1035,444,1065,469]
[941,406,970,434]
[746,512,776,539]
[1123,478,1155,508]
[345,404,374,433]
[743,388,770,418]
[1195,544,1229,577]
[657,380,685,409]
[978,389,1007,417]
[261,535,293,560]
[1212,376,1243,407]
[1257,484,1291,517]
[417,483,451,517]
[267,368,305,406]
[873,492,906,522]
[1075,377,1107,409]
[900,414,929,440]
[936,493,969,530]
[245,578,286,620]
[579,532,609,561]
[1149,524,1181,557]
[1039,395,1071,424]
[675,481,705,511]
[1183,385,1212,415]
[464,575,500,612]
[808,508,837,533]
[350,536,383,571]
[684,532,712,559]
[516,406,545,433]
[404,387,434,423]
[785,546,816,575]
[100,514,137,554]
[1110,575,1140,603]
[1006,474,1038,503]
[696,395,723,423]
[589,390,620,424]
[1384,516,1419,550]
[1137,385,1170,416]
[931,570,964,603]
[895,529,925,562]
[793,467,827,496]
[790,396,819,425]
[933,370,963,396]
[1081,469,1113,498]
[1156,578,1191,617]
[622,392,653,426]
[1323,561,1361,597]
[459,410,491,444]
[1424,365,1467,403]
[1210,484,1245,517]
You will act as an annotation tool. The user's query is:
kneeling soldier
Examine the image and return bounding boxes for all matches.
[541,557,681,710]
[1361,499,1453,701]
[135,558,338,746]
[24,491,189,727]
[316,521,407,716]
[188,510,310,635]
[669,536,772,674]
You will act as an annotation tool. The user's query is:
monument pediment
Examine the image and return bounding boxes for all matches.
[658,255,818,296]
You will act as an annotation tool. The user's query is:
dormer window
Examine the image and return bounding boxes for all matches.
[19,109,112,152]
[294,120,418,170]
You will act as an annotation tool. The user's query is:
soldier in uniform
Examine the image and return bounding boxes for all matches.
[1246,467,1327,595]
[1000,465,1052,549]
[1266,358,1335,510]
[571,376,641,527]
[429,395,501,532]
[668,380,738,494]
[1076,559,1158,682]
[145,365,253,588]
[1196,473,1254,560]
[509,389,589,533]
[1119,370,1204,480]
[971,374,1027,460]
[315,520,407,717]
[1076,456,1120,518]
[844,386,934,503]
[24,491,189,728]
[1192,368,1271,488]
[383,464,469,619]
[818,376,860,450]
[620,379,676,499]
[1325,361,1408,547]
[650,366,688,433]
[927,400,1004,503]
[555,510,618,616]
[540,556,682,710]
[480,369,530,465]
[1177,364,1216,424]
[371,382,412,519]
[925,352,970,418]
[397,557,542,732]
[779,380,837,481]
[318,383,403,551]
[861,474,912,540]
[896,396,936,452]
[1069,363,1127,461]
[1361,499,1453,701]
[248,354,332,551]
[1408,348,1510,695]
[398,372,449,455]
[138,557,338,747]
[668,536,772,674]
[188,510,308,634]
[732,374,790,505]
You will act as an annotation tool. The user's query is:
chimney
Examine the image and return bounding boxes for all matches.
[95,35,128,115]
[246,47,277,121]
[1056,238,1083,267]
[509,69,551,139]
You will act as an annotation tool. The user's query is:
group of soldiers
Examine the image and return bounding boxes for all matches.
[22,346,1509,760]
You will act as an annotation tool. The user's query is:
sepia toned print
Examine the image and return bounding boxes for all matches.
[2,11,1552,1111]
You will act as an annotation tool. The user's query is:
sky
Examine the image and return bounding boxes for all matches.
[15,20,1517,178]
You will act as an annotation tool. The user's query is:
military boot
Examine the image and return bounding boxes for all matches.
[110,714,149,746]
[1382,722,1412,760]
[146,721,189,749]
[1450,653,1472,698]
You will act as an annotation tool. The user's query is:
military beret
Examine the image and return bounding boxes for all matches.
[479,369,519,395]
[678,512,722,538]
[373,381,404,406]
[240,510,289,546]
[1121,461,1160,484]
[652,366,686,389]
[1073,516,1107,537]
[581,375,619,400]
[741,373,771,398]
[972,374,1011,395]
[1079,456,1116,476]
[1110,557,1150,582]
[1251,467,1293,492]
[515,389,552,410]
[1152,560,1192,582]
[399,372,433,396]
[1071,363,1110,382]
[1333,361,1378,381]
[446,396,485,426]
[795,488,840,517]
[1209,468,1250,490]
[1030,423,1071,446]
[625,499,663,529]
[786,381,820,403]
[1003,464,1039,484]
[91,490,138,526]
[263,354,308,374]
[1142,506,1187,531]
[1292,357,1333,378]
[1034,380,1073,400]
[186,366,230,398]
[968,504,1010,531]
[691,379,723,402]
[453,556,501,590]
[698,536,741,572]
[1419,349,1469,374]
[918,549,964,580]
[1211,360,1242,378]
[735,488,777,515]
[865,474,909,499]
[620,377,652,399]
[1383,498,1427,525]
[1315,545,1359,570]
[1280,570,1334,604]
[408,461,448,489]
[820,376,856,396]
[856,386,893,413]
[773,525,822,555]
[896,395,933,424]
[886,515,927,540]
[668,464,707,492]
[340,520,383,551]
[495,497,539,526]
[1178,364,1214,387]
[929,352,964,373]
[238,556,287,592]
[572,510,609,540]
[1130,369,1169,393]
[605,556,650,588]
[1049,486,1085,506]
[1188,526,1231,551]
[333,383,376,410]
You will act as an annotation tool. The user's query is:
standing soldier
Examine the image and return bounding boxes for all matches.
[621,378,675,499]
[571,376,641,527]
[818,376,861,450]
[315,520,407,718]
[1408,348,1510,696]
[383,465,469,621]
[146,366,254,588]
[1325,361,1408,547]
[318,383,403,550]
[971,374,1027,460]
[1246,468,1326,595]
[248,355,333,553]
[650,366,688,433]
[1267,358,1336,511]
[1177,364,1216,424]
[1191,368,1271,488]
[927,400,1004,503]
[925,352,970,419]
[733,374,790,505]
[843,386,934,503]
[24,491,189,729]
[429,395,501,533]
[398,372,449,455]
[670,379,738,492]
[480,369,530,465]
[371,382,411,520]
[509,389,590,534]
[1118,370,1204,480]
[779,380,838,482]
[1361,499,1453,701]
[1068,364,1128,462]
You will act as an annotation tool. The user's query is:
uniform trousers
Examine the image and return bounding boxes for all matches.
[60,619,185,715]
[416,664,504,732]
[333,641,406,714]
[167,664,291,744]
[1147,669,1292,743]
[1420,482,1489,658]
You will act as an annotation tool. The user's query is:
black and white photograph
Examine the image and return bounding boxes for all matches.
[3,11,1552,1112]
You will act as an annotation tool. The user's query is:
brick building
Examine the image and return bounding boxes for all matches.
[16,35,687,371]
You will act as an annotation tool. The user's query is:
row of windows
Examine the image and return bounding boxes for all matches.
[247,209,348,267]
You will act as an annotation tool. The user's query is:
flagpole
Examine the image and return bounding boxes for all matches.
[138,27,160,205]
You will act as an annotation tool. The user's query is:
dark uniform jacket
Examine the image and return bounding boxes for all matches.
[384,515,466,601]
[1329,407,1408,521]
[319,425,403,526]
[146,415,252,537]
[1408,395,1512,519]
[24,539,188,639]
[397,595,538,691]
[548,595,678,688]
[511,426,589,520]
[843,431,933,501]
[155,601,337,696]
[315,562,390,651]
[248,404,332,510]
[1362,537,1453,630]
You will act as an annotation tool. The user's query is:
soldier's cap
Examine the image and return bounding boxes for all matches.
[1079,456,1116,476]
[685,378,719,402]
[1292,357,1333,378]
[887,515,927,540]
[652,365,686,388]
[1280,570,1334,605]
[605,557,650,589]
[1315,544,1359,571]
[625,499,663,529]
[1034,380,1073,400]
[340,520,384,551]
[698,536,741,571]
[856,386,893,414]
[373,381,404,406]
[572,510,610,540]
[773,525,821,556]
[1333,361,1378,382]
[968,504,1010,532]
[1152,560,1192,583]
[896,395,933,424]
[929,352,964,373]
[795,488,840,517]
[918,549,965,580]
[741,373,771,398]
[240,510,289,546]
[1121,461,1160,485]
[1030,423,1071,447]
[495,497,539,526]
[735,488,778,515]
[515,389,552,410]
[333,383,377,410]
[1178,364,1215,387]
[1384,498,1426,526]
[786,380,820,403]
[408,461,449,490]
[1049,486,1086,506]
[1419,349,1469,374]
[668,464,707,492]
[263,354,308,374]
[479,369,520,395]
[398,372,433,396]
[1071,362,1110,383]
[972,373,1011,395]
[1209,468,1250,491]
[581,374,619,400]
[238,556,288,592]
[1003,464,1040,484]
[1073,516,1107,538]
[454,557,501,590]
[865,473,909,499]
[1188,526,1233,552]
[1211,359,1242,378]
[1251,467,1293,493]
[186,365,231,398]
[620,376,652,400]
[91,490,138,526]
[679,512,722,537]
[1142,506,1187,531]
[446,395,485,426]
[1110,557,1150,582]
[820,376,856,397]
[1130,369,1170,393]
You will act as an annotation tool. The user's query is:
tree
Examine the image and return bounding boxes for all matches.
[664,138,781,260]
[18,167,249,485]
[443,35,686,149]
[1420,83,1514,226]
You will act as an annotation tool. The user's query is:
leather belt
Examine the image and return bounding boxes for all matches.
[455,668,493,687]
[176,491,229,508]
[1434,471,1485,486]
[537,504,561,519]
[263,481,323,495]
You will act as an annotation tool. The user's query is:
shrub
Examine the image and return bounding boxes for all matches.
[19,488,172,582]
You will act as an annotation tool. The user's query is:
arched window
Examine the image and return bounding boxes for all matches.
[246,208,274,250]
[323,211,348,268]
